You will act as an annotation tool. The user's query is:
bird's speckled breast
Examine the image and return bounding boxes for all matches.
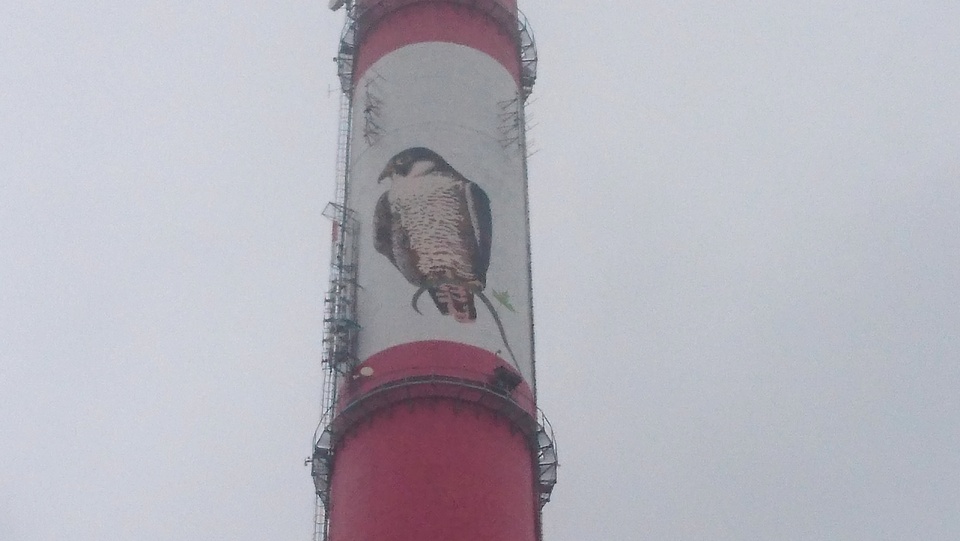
[388,172,480,284]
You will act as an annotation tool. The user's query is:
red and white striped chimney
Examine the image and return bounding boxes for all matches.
[312,2,555,540]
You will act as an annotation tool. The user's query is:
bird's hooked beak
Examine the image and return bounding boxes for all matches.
[378,163,394,182]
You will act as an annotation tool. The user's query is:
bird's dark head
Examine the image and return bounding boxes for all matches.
[378,147,448,181]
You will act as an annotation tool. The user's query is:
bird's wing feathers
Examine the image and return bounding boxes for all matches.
[465,181,492,283]
[373,192,395,266]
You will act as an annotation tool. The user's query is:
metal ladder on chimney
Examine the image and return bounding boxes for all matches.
[309,57,357,541]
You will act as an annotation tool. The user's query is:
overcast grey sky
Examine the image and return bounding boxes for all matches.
[2,2,959,540]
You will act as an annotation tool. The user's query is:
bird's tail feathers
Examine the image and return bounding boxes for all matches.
[431,284,477,322]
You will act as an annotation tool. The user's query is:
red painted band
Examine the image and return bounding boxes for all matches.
[353,1,521,86]
[329,342,539,541]
[328,396,537,541]
[339,340,535,415]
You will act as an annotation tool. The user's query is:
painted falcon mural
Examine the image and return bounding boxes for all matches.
[374,147,492,323]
